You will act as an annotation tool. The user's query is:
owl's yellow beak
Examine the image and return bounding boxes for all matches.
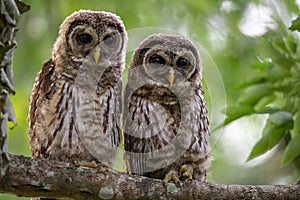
[93,46,101,64]
[169,68,174,87]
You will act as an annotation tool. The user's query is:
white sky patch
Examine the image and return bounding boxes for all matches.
[220,114,270,166]
[221,0,238,13]
[207,14,228,50]
[239,2,276,37]
[295,0,300,8]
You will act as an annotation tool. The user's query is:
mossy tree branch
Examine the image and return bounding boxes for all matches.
[0,154,299,199]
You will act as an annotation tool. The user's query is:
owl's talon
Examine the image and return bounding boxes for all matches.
[179,164,193,180]
[163,170,180,187]
[74,160,98,168]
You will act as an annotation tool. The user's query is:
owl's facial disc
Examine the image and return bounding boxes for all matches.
[142,48,170,86]
[173,51,196,79]
[143,46,196,87]
[99,27,124,62]
[147,54,174,87]
[68,25,98,61]
[68,23,124,65]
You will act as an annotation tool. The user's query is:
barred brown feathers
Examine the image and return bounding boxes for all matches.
[123,33,210,184]
[29,10,127,165]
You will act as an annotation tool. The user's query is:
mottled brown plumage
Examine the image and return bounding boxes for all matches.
[29,10,127,166]
[123,33,209,184]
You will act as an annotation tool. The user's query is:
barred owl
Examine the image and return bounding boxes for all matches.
[123,33,209,185]
[29,10,127,166]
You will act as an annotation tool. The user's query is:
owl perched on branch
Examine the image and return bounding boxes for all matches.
[123,33,210,185]
[29,10,127,166]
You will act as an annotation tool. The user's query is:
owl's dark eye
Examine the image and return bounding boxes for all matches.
[149,55,166,65]
[176,57,190,68]
[103,34,117,46]
[77,33,93,44]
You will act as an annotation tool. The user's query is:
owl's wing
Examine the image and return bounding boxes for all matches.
[29,60,55,126]
[123,85,178,175]
[28,59,56,157]
[189,86,210,154]
[181,85,209,181]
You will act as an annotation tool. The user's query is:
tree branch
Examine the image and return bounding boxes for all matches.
[0,154,299,199]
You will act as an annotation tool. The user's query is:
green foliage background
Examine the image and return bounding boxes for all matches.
[3,0,300,199]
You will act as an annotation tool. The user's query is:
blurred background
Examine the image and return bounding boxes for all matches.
[3,0,300,199]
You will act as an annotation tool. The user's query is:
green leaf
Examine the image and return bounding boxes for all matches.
[247,111,293,161]
[289,16,300,32]
[272,57,294,71]
[238,83,274,105]
[255,107,279,114]
[272,39,289,55]
[289,81,300,96]
[236,76,266,90]
[281,133,300,166]
[268,111,293,126]
[247,132,269,161]
[284,34,297,55]
[265,65,290,82]
[223,105,255,125]
[250,62,270,70]
[254,94,275,112]
[296,39,300,57]
[267,125,286,147]
[291,111,300,138]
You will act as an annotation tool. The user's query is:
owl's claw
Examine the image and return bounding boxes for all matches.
[163,170,180,187]
[179,164,193,181]
[74,160,98,168]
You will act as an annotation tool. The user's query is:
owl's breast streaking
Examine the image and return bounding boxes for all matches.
[29,10,127,166]
[123,33,210,183]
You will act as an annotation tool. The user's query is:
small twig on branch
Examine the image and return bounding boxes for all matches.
[0,154,299,199]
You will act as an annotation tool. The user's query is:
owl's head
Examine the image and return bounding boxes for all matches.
[130,33,202,88]
[52,10,127,65]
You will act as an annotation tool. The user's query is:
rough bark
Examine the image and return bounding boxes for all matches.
[0,154,298,199]
[0,0,30,177]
